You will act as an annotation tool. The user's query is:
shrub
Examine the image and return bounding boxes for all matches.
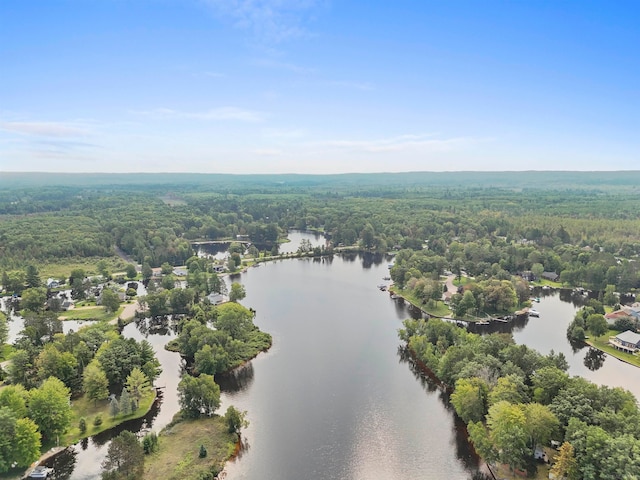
[93,414,103,427]
[199,444,207,458]
[142,432,159,454]
[78,417,87,434]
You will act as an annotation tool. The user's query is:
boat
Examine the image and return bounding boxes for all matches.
[382,276,391,281]
[377,285,387,291]
[528,309,540,317]
[533,297,540,303]
[390,294,400,299]
[26,466,54,479]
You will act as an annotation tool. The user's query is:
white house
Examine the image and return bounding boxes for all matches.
[206,292,224,305]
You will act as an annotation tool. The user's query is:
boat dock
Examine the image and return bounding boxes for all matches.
[22,447,66,479]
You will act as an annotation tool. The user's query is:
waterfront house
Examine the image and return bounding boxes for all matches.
[518,271,535,281]
[541,271,560,282]
[605,309,633,326]
[622,304,640,321]
[609,330,640,353]
[206,292,224,305]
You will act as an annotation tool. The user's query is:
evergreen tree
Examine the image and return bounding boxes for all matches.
[120,388,131,416]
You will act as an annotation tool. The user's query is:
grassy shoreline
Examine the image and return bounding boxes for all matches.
[59,390,157,447]
[388,286,452,317]
[585,331,640,368]
[142,415,239,480]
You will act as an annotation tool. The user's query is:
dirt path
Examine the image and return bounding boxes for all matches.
[443,274,457,301]
[111,300,140,324]
[114,246,140,272]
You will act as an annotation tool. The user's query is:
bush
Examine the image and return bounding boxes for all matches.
[93,414,103,427]
[142,432,159,454]
[199,444,207,458]
[79,417,87,434]
[613,316,638,333]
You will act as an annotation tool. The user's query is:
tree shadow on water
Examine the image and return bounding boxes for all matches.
[584,346,606,371]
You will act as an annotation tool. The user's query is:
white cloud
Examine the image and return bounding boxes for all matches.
[131,107,265,122]
[0,121,89,137]
[203,0,324,43]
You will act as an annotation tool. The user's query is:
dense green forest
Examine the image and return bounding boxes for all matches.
[2,172,640,297]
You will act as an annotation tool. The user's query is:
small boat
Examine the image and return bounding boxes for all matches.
[533,297,540,303]
[390,294,400,299]
[377,285,387,291]
[528,309,540,317]
[27,466,54,479]
[382,276,391,281]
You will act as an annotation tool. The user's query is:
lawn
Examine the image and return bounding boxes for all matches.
[61,390,156,446]
[393,288,452,317]
[143,415,238,480]
[532,279,563,289]
[37,256,127,279]
[452,276,473,287]
[586,330,640,368]
[59,305,124,322]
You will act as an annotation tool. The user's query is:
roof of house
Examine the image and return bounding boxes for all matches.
[615,330,640,345]
[605,310,630,320]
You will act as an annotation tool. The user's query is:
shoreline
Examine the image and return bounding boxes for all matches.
[584,339,640,368]
[403,345,493,478]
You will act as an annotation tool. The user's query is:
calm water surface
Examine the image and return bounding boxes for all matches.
[510,289,640,399]
[220,254,478,479]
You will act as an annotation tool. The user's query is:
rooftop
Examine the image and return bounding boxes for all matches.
[615,330,640,345]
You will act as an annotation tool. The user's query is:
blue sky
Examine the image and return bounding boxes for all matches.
[0,0,638,173]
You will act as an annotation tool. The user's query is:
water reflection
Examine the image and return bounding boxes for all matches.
[583,347,606,371]
[217,363,255,392]
[47,447,77,480]
[396,345,481,478]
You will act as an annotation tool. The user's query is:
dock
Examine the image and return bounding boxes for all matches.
[22,447,65,479]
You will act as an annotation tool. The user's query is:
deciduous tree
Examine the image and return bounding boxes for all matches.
[486,401,528,471]
[125,367,150,409]
[224,405,249,434]
[229,282,246,303]
[101,288,121,314]
[28,377,73,441]
[550,442,579,480]
[178,374,220,418]
[83,362,109,405]
[451,377,488,423]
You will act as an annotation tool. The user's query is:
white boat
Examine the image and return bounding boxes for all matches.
[528,309,540,317]
[27,466,54,479]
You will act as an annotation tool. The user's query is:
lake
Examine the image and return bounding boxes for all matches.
[6,232,640,479]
